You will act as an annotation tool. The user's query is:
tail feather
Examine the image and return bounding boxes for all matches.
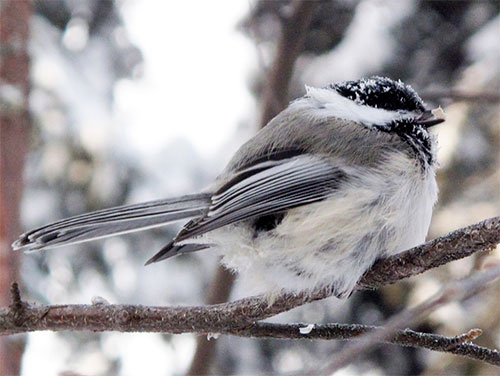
[12,193,211,252]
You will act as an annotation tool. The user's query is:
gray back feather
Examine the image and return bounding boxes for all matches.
[221,100,413,180]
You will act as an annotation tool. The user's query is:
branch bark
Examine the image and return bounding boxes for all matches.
[358,216,499,290]
[1,217,498,338]
[228,323,498,366]
[323,264,500,373]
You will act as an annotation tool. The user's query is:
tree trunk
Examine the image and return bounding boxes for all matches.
[0,0,32,374]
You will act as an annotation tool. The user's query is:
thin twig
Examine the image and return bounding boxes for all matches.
[323,264,500,373]
[219,323,498,366]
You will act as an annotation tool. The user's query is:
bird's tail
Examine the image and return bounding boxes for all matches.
[12,193,211,252]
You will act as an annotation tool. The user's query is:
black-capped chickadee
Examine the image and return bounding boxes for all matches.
[13,77,446,298]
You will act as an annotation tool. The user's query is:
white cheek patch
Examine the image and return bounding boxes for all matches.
[305,85,408,127]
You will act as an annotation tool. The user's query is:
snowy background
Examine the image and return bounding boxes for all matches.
[9,0,500,375]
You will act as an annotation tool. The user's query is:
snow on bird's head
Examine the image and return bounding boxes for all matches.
[332,76,426,113]
[302,76,426,128]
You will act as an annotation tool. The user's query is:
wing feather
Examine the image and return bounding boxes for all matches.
[174,156,345,242]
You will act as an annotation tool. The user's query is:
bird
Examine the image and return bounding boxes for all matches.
[13,76,445,298]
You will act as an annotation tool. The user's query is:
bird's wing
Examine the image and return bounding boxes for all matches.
[174,155,345,242]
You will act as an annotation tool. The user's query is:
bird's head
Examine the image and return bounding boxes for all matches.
[305,76,446,167]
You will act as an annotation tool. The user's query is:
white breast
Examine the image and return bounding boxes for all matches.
[201,152,437,298]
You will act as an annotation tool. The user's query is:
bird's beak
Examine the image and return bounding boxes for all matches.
[417,107,446,128]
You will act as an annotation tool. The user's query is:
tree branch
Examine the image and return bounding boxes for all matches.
[260,0,318,125]
[0,217,498,338]
[1,218,499,368]
[323,264,500,373]
[224,323,499,366]
[358,216,499,290]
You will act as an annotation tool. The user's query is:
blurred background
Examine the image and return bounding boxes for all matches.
[1,0,499,375]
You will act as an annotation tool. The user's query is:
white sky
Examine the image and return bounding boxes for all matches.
[115,1,255,157]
